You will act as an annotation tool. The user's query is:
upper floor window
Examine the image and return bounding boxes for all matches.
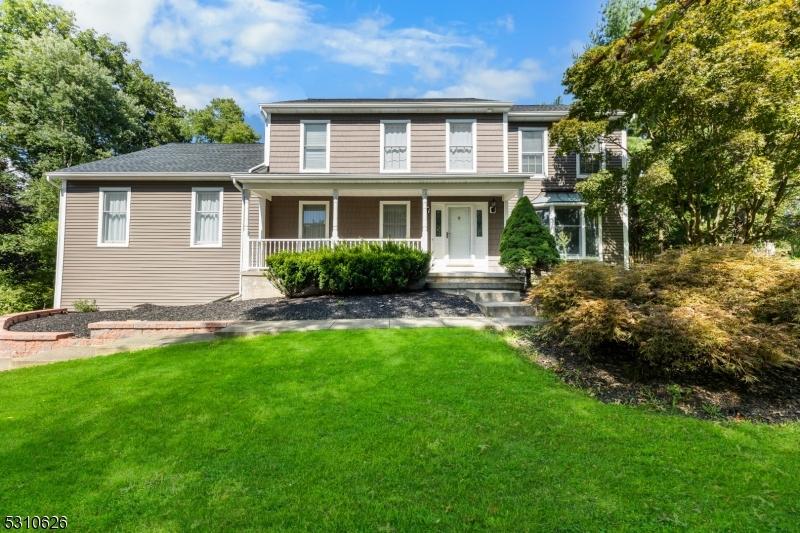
[520,128,546,176]
[191,187,223,247]
[447,119,476,172]
[301,120,329,172]
[98,187,130,247]
[381,120,410,172]
[577,141,604,178]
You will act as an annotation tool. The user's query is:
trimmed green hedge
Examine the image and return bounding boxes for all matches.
[265,243,431,297]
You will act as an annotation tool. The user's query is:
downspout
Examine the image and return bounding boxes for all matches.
[46,175,67,308]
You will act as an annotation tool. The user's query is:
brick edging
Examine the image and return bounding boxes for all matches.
[0,308,73,341]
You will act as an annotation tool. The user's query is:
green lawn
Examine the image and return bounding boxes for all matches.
[1,329,798,531]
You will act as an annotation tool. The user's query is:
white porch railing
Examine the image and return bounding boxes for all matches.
[247,238,423,270]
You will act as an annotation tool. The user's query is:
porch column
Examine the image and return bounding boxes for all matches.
[241,188,250,271]
[420,189,429,252]
[331,189,339,241]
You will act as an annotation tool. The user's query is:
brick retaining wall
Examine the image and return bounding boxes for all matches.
[1,309,235,359]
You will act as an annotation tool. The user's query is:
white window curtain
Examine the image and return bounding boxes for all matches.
[449,122,473,170]
[383,123,408,170]
[382,204,408,238]
[302,204,327,238]
[303,123,327,170]
[521,130,545,174]
[101,190,128,244]
[194,190,221,245]
[585,215,600,257]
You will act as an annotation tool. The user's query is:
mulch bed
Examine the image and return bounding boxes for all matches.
[512,330,800,424]
[10,290,481,339]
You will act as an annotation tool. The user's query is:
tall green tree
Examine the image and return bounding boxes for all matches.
[0,0,190,312]
[590,0,654,45]
[552,0,800,247]
[499,196,560,287]
[183,98,260,143]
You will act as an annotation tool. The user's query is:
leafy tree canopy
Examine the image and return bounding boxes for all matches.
[499,196,560,286]
[183,98,260,144]
[590,0,654,45]
[552,0,800,247]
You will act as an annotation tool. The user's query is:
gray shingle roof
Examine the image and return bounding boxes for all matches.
[54,143,264,174]
[510,104,571,112]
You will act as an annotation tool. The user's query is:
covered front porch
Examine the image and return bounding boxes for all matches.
[233,174,528,274]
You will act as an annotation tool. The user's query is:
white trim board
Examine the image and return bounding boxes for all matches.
[53,180,67,307]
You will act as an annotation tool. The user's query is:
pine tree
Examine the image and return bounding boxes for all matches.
[499,196,560,287]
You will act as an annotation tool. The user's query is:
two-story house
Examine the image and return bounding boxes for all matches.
[47,98,629,310]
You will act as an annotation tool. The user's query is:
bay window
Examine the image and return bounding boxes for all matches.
[381,120,410,172]
[191,188,223,247]
[380,201,410,239]
[98,187,130,246]
[535,204,602,259]
[447,119,476,172]
[301,121,329,172]
[520,128,546,175]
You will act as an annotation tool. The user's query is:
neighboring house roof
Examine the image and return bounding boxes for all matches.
[510,104,571,112]
[51,143,264,174]
[272,98,502,104]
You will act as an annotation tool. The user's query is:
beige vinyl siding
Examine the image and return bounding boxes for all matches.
[268,114,504,174]
[61,181,249,310]
[508,121,577,186]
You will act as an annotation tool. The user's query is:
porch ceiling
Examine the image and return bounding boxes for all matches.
[234,173,527,199]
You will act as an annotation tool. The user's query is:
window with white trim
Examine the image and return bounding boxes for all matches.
[380,201,410,239]
[381,121,409,172]
[577,141,604,178]
[299,202,329,238]
[302,121,329,172]
[520,128,546,175]
[98,188,130,246]
[447,119,475,171]
[534,205,602,259]
[191,188,223,247]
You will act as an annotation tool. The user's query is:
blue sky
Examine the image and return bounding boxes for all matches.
[52,0,604,131]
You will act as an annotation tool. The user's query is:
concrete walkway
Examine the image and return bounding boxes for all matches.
[1,316,540,371]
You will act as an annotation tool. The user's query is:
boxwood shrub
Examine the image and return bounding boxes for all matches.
[529,246,800,383]
[265,243,431,297]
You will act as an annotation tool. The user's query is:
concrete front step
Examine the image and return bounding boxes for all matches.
[426,271,524,292]
[464,289,521,303]
[476,301,535,318]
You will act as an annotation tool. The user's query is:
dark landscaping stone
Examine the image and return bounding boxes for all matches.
[11,291,481,339]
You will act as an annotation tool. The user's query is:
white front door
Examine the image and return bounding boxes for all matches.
[447,206,471,260]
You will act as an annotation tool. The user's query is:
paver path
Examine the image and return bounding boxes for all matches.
[1,316,540,371]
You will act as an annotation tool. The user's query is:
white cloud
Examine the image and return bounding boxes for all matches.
[173,84,277,110]
[423,59,547,101]
[51,0,161,56]
[496,15,515,33]
[50,0,550,102]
